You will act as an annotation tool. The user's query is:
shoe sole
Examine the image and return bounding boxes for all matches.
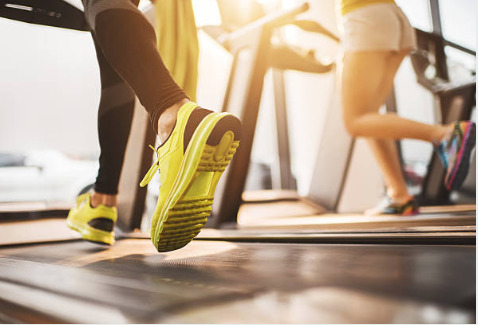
[446,123,476,191]
[66,216,115,245]
[400,208,419,217]
[365,201,418,217]
[366,209,419,217]
[153,112,241,252]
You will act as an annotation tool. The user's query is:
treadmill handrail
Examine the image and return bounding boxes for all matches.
[291,19,340,43]
[219,2,310,52]
[0,0,89,31]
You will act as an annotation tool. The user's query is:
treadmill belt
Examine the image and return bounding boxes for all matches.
[0,239,475,323]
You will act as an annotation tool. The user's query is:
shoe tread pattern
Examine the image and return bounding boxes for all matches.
[156,139,239,252]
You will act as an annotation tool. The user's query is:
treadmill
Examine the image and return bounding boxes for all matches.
[0,0,475,323]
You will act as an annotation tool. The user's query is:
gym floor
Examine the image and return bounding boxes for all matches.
[0,205,475,323]
[0,240,475,324]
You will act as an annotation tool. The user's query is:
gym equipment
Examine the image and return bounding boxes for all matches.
[202,2,340,226]
[0,239,475,323]
[0,1,475,322]
[210,1,476,223]
[0,0,88,31]
[411,29,476,205]
[0,0,157,230]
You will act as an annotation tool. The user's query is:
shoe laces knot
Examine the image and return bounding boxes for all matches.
[140,145,160,187]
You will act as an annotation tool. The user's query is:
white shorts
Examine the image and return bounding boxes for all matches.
[339,3,417,52]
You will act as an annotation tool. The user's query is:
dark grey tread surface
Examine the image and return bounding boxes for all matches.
[0,239,475,323]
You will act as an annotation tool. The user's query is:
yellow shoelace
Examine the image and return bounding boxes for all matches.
[140,145,160,187]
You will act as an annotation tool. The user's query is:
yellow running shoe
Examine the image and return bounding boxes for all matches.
[66,193,117,245]
[140,102,241,252]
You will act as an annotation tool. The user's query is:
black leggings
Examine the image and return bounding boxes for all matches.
[83,0,188,194]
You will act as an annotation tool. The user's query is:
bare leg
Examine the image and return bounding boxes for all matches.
[91,192,118,207]
[341,50,452,203]
[341,51,451,142]
[157,98,190,144]
[367,138,410,200]
[366,50,411,202]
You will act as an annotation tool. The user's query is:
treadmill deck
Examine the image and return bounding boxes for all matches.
[0,239,475,323]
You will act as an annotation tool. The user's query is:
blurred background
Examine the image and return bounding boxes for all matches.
[0,0,475,211]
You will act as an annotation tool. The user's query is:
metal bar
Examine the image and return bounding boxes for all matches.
[213,30,272,226]
[428,0,476,56]
[419,85,476,205]
[196,233,476,246]
[334,138,355,211]
[444,40,476,56]
[222,3,309,52]
[272,69,296,190]
[0,0,88,31]
[429,0,442,36]
[117,100,156,231]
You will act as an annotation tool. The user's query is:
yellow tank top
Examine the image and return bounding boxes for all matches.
[340,0,395,16]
